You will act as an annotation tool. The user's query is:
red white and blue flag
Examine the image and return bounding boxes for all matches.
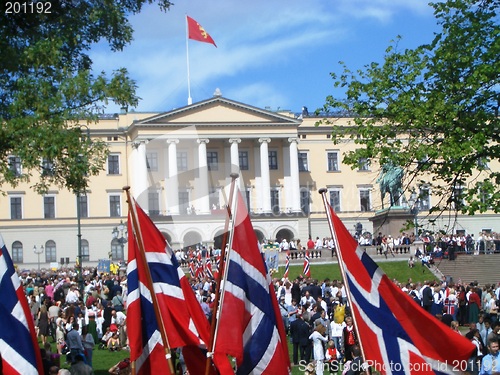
[126,199,215,375]
[303,250,311,278]
[283,251,290,279]
[205,257,214,279]
[324,201,474,375]
[214,191,291,375]
[0,235,43,375]
[189,252,196,278]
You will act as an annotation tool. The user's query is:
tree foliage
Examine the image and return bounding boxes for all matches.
[319,0,500,215]
[0,0,173,194]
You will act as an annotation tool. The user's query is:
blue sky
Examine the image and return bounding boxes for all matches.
[91,0,439,114]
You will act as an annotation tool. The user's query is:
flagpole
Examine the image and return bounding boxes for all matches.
[185,15,192,105]
[318,188,370,375]
[123,186,176,375]
[204,173,239,375]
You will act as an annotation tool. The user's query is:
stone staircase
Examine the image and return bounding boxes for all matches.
[434,253,500,286]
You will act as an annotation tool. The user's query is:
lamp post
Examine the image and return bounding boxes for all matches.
[408,189,420,239]
[75,124,91,294]
[112,220,127,262]
[33,245,44,271]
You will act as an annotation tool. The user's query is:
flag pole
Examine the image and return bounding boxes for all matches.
[185,15,192,105]
[204,173,239,375]
[318,188,370,375]
[123,186,176,375]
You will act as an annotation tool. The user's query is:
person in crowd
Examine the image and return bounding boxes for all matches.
[290,312,311,366]
[309,321,328,375]
[107,332,120,351]
[82,325,95,367]
[69,353,93,375]
[66,322,85,364]
[469,287,482,323]
[479,338,500,375]
[38,303,51,346]
[344,345,366,375]
[342,316,358,362]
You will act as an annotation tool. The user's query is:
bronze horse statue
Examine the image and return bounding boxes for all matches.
[377,163,404,209]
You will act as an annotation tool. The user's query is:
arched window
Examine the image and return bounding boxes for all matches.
[11,241,23,263]
[45,240,56,263]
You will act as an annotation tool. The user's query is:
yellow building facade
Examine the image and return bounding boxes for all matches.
[1,94,499,268]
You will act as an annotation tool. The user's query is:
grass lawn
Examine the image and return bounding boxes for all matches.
[46,261,436,374]
[274,260,438,284]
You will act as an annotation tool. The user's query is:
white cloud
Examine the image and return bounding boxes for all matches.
[89,0,436,112]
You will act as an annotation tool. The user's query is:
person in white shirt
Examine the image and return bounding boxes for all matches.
[111,309,127,349]
[315,237,323,250]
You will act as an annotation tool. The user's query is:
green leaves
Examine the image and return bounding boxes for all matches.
[0,0,173,194]
[320,0,500,214]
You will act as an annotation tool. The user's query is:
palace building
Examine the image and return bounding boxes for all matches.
[1,92,499,268]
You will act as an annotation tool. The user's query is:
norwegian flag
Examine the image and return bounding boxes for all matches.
[0,235,43,375]
[213,254,221,280]
[195,252,204,278]
[302,250,311,278]
[126,199,216,375]
[189,252,196,278]
[205,257,214,279]
[283,251,290,279]
[214,191,291,375]
[324,201,474,375]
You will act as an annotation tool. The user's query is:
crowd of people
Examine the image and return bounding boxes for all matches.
[23,269,130,375]
[18,228,500,375]
[272,271,500,375]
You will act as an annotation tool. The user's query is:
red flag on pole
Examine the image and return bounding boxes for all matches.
[0,235,44,375]
[126,198,216,375]
[187,16,217,47]
[214,191,291,374]
[321,194,474,374]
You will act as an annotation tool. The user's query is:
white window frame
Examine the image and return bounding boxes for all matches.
[109,194,122,217]
[327,151,340,172]
[146,151,159,171]
[107,153,121,175]
[43,194,56,219]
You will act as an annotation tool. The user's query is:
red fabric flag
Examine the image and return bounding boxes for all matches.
[187,16,217,47]
[324,201,474,374]
[0,235,44,375]
[126,199,217,375]
[214,191,291,374]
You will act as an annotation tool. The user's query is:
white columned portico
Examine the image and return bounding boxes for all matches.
[229,138,241,173]
[229,138,242,191]
[132,140,149,207]
[197,138,211,215]
[288,137,302,212]
[166,139,180,215]
[259,137,272,213]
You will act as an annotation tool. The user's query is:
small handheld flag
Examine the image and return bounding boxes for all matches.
[303,250,311,278]
[283,251,290,279]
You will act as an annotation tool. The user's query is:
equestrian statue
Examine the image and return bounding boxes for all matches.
[377,162,404,209]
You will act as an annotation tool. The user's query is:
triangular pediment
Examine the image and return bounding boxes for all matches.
[133,97,301,128]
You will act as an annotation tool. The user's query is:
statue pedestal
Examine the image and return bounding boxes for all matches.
[369,207,413,238]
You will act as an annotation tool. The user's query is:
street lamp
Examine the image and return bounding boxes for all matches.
[33,245,44,271]
[75,124,91,294]
[408,189,420,239]
[112,220,127,262]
